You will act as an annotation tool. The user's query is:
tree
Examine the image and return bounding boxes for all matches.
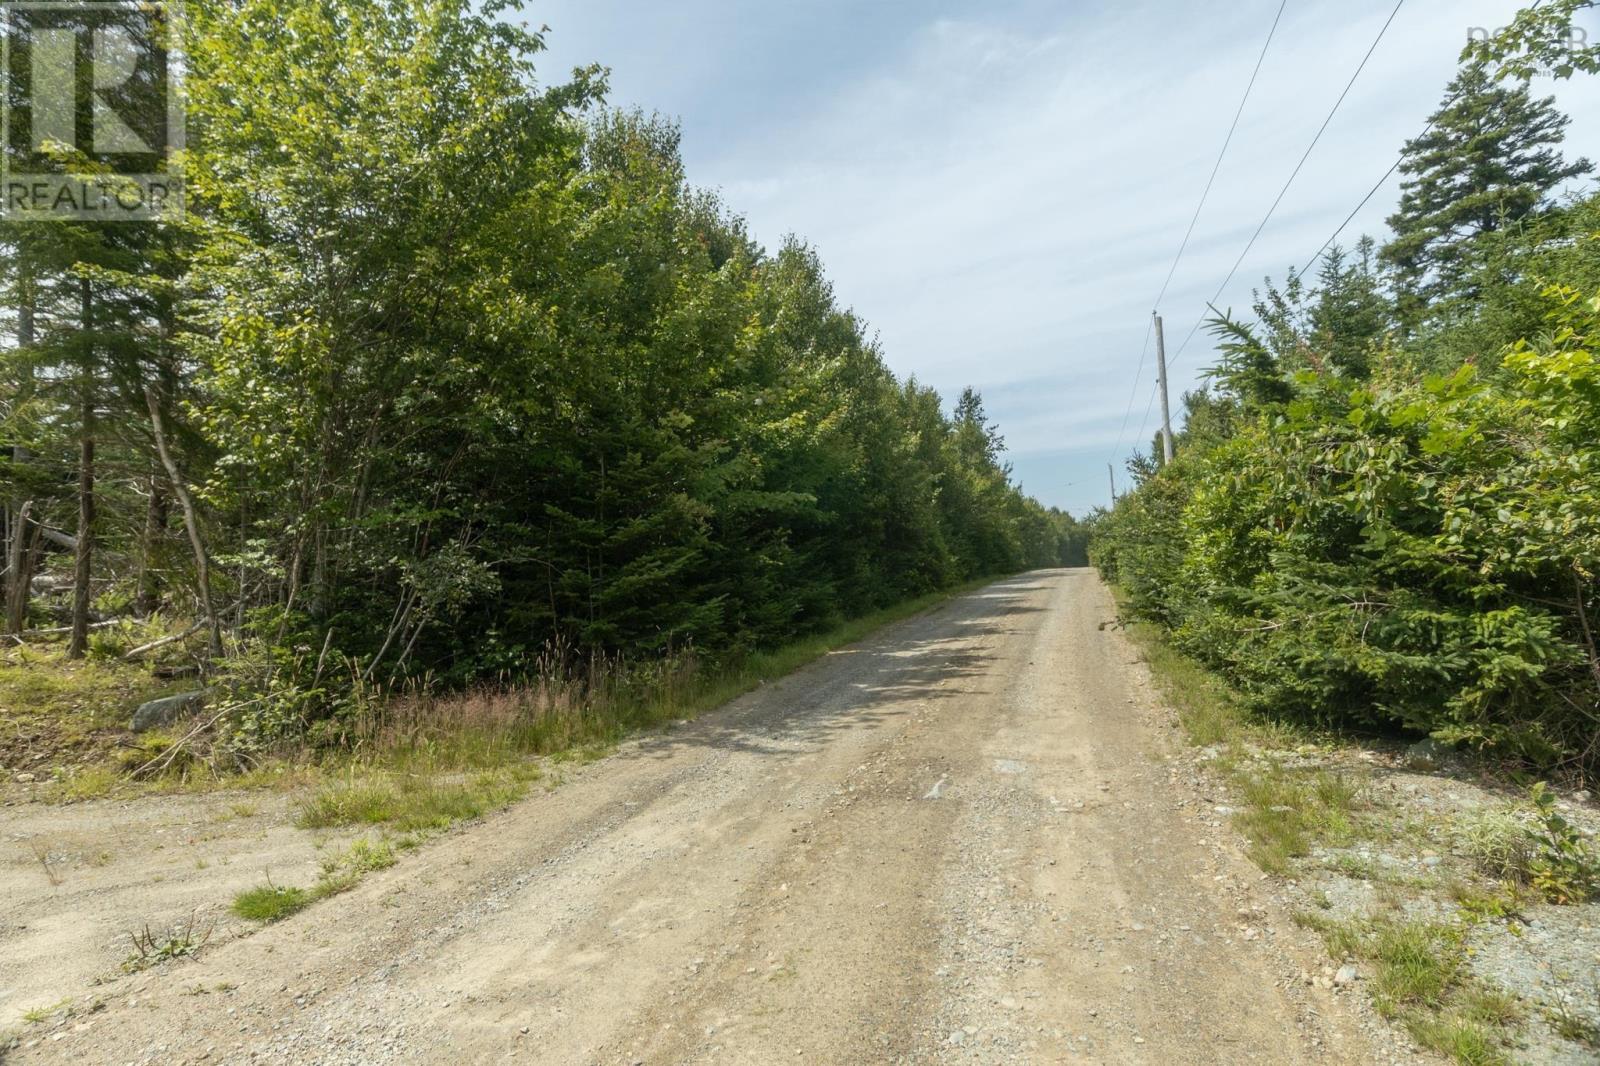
[1381,67,1592,325]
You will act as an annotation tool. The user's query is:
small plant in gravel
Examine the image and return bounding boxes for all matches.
[1295,912,1522,1065]
[231,882,311,923]
[1234,764,1360,875]
[28,839,64,887]
[20,999,72,1025]
[1526,783,1598,904]
[233,837,400,923]
[315,838,398,896]
[1455,806,1539,883]
[123,913,214,972]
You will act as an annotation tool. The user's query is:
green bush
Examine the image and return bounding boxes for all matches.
[1094,260,1600,774]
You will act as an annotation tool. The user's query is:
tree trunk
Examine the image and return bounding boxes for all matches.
[66,279,95,660]
[6,265,36,634]
[144,385,223,658]
[135,463,168,618]
[5,501,36,634]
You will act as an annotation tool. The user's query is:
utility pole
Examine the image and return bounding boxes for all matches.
[1154,312,1174,466]
[1107,462,1116,505]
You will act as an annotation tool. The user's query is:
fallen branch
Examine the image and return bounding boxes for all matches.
[3,618,121,643]
[122,621,205,661]
[130,705,231,779]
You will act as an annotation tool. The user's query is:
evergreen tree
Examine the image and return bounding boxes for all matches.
[1381,66,1591,324]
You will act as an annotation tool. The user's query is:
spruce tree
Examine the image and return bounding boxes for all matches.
[1381,66,1592,323]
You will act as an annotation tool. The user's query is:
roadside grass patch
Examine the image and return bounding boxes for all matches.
[1235,764,1360,875]
[1295,911,1521,1065]
[1120,599,1543,1066]
[295,765,537,832]
[42,764,121,803]
[233,836,404,923]
[231,883,311,922]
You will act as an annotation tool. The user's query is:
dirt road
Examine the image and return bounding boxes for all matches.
[10,570,1401,1064]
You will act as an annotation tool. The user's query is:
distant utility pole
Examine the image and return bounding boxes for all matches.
[1107,462,1116,505]
[1153,312,1174,466]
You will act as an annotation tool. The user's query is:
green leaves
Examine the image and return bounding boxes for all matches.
[1095,266,1600,773]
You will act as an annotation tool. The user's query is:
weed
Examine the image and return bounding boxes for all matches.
[1545,980,1600,1048]
[1406,1013,1510,1066]
[43,765,119,802]
[1234,765,1360,875]
[1446,879,1524,924]
[296,766,535,832]
[29,840,63,887]
[1526,783,1598,904]
[20,999,72,1025]
[1458,985,1523,1029]
[1456,806,1539,884]
[314,837,398,896]
[123,912,214,972]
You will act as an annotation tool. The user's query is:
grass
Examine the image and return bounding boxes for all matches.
[0,644,171,766]
[1294,911,1522,1065]
[1118,618,1365,874]
[231,835,404,923]
[9,581,982,810]
[1235,763,1361,875]
[20,999,72,1024]
[295,766,538,832]
[1117,601,1541,1066]
[231,883,311,922]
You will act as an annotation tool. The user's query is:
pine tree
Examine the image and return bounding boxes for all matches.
[1381,67,1592,324]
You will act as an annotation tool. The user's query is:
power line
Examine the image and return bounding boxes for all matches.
[1106,315,1154,466]
[1299,0,1548,275]
[1164,0,1410,376]
[1106,0,1287,467]
[1152,0,1290,314]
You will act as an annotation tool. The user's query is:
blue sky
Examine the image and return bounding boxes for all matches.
[526,0,1600,518]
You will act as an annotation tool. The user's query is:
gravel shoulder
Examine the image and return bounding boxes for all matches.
[4,570,1408,1064]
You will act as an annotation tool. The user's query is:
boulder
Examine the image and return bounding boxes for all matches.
[131,690,207,733]
[1405,737,1454,770]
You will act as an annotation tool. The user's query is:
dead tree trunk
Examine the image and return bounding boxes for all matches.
[144,384,223,658]
[4,501,36,634]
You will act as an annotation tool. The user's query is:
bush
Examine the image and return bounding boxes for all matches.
[1094,261,1600,774]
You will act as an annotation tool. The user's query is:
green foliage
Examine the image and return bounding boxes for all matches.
[230,883,310,923]
[1381,66,1591,327]
[1526,781,1599,903]
[1095,218,1600,775]
[1463,1,1600,82]
[2,0,1080,754]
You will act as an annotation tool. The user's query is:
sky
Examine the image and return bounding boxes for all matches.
[524,0,1600,519]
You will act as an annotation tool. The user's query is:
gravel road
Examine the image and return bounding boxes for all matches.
[11,569,1400,1064]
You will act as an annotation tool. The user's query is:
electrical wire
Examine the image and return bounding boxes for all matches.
[1105,0,1288,467]
[1163,0,1410,377]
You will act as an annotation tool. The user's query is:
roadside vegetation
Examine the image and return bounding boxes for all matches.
[1094,9,1600,785]
[0,1,1089,802]
[1099,16,1600,1045]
